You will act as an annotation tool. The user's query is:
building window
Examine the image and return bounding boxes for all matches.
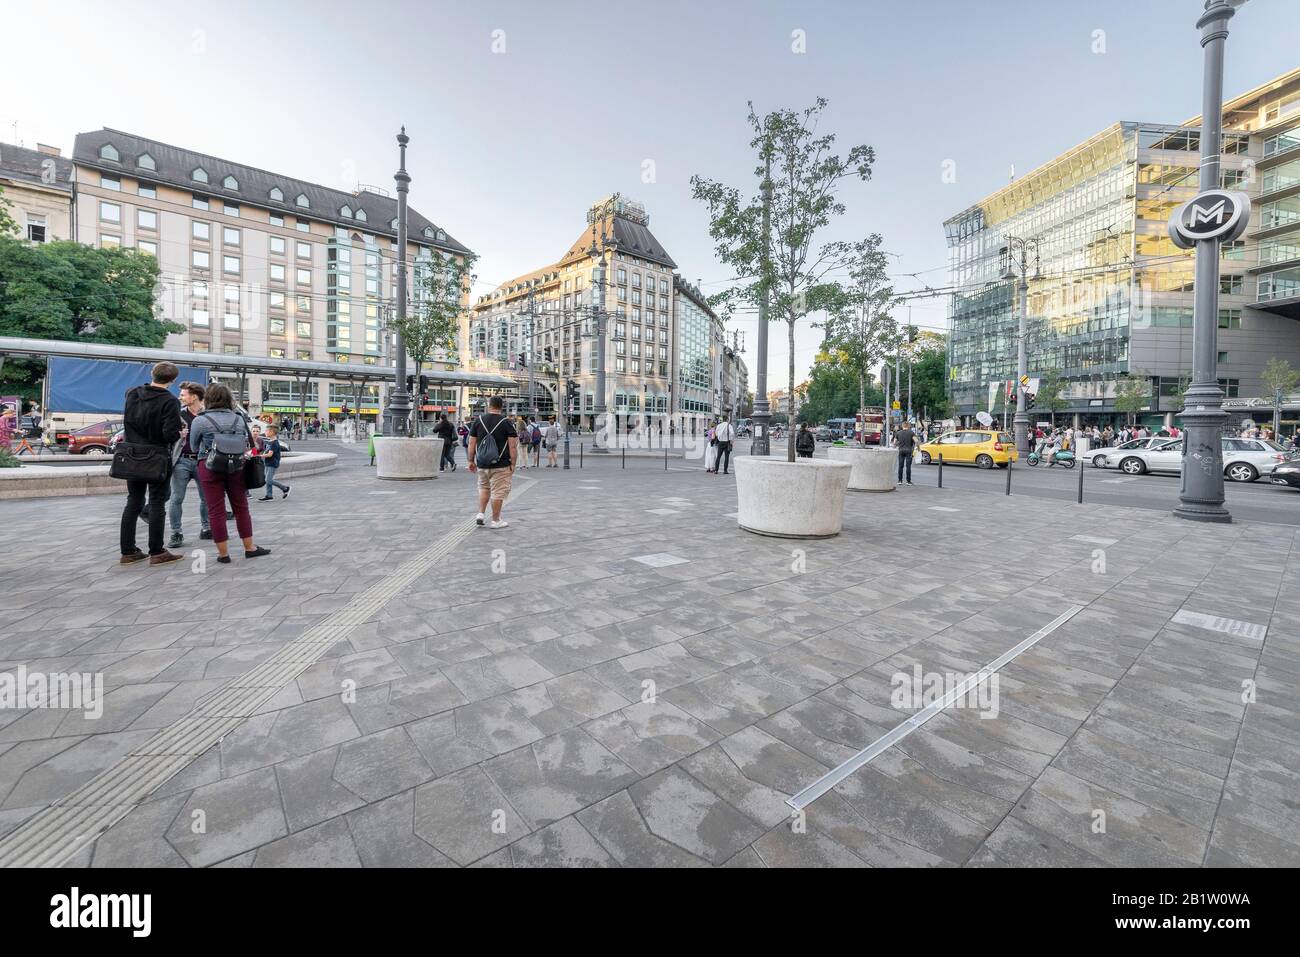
[269,213,284,228]
[192,195,209,210]
[98,143,119,162]
[616,357,626,373]
[223,255,240,275]
[137,209,157,231]
[1221,275,1244,295]
[224,312,240,331]
[270,263,285,283]
[355,209,367,222]
[222,175,239,190]
[223,344,240,355]
[295,295,311,314]
[192,307,209,327]
[222,202,239,218]
[223,226,240,247]
[269,187,284,202]
[192,220,210,241]
[296,241,311,260]
[296,221,310,232]
[296,350,312,361]
[297,321,311,338]
[100,174,121,191]
[1218,351,1230,363]
[1219,308,1242,329]
[269,318,285,336]
[192,250,210,270]
[295,193,310,208]
[340,205,353,218]
[268,235,285,256]
[297,268,311,286]
[99,201,120,223]
[26,216,46,243]
[137,152,155,170]
[191,167,209,183]
[270,291,286,310]
[100,234,120,248]
[138,183,156,199]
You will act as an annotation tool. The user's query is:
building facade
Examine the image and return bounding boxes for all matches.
[0,143,73,244]
[944,68,1300,430]
[69,129,472,425]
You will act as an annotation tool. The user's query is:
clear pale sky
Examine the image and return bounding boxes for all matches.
[5,0,1298,391]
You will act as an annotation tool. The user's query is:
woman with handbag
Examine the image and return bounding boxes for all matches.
[117,362,185,566]
[189,383,271,564]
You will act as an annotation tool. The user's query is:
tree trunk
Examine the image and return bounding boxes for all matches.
[858,373,865,445]
[787,318,796,462]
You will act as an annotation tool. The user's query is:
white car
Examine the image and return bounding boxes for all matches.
[1089,436,1177,469]
[1112,437,1294,483]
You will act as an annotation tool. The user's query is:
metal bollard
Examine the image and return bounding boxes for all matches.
[665,444,668,471]
[1077,456,1084,504]
[937,453,943,488]
[1006,457,1012,495]
[580,442,583,469]
[622,445,625,469]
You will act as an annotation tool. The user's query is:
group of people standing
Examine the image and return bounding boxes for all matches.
[119,362,276,567]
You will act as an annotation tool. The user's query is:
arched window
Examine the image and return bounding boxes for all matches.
[222,175,239,190]
[136,152,155,170]
[192,167,209,183]
[390,218,398,230]
[295,193,310,208]
[340,205,353,218]
[269,187,284,202]
[355,208,367,222]
[99,143,120,162]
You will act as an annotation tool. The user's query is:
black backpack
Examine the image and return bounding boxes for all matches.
[474,415,507,469]
[199,413,249,474]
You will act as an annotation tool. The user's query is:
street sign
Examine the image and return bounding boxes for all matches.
[1167,189,1251,249]
[891,400,900,410]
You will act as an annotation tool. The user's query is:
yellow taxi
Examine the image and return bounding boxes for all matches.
[917,429,1018,469]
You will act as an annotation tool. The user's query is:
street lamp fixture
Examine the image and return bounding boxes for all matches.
[1003,235,1042,454]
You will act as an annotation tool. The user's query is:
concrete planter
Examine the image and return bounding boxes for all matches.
[734,457,852,538]
[828,446,897,492]
[373,436,441,481]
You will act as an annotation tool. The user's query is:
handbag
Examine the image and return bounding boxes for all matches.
[109,442,171,483]
[243,453,267,489]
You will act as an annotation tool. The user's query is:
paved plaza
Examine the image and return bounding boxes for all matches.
[1,443,1298,868]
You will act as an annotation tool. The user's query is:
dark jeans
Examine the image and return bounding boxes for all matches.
[897,449,913,483]
[440,437,456,470]
[198,462,253,545]
[715,441,732,473]
[122,477,170,555]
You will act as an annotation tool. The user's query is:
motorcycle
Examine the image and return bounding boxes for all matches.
[1027,445,1075,468]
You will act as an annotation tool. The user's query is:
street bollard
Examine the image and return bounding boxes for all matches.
[665,444,668,471]
[580,442,583,469]
[1077,456,1084,504]
[1006,457,1012,495]
[622,445,625,469]
[937,453,943,488]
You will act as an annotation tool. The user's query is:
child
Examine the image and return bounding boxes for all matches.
[259,426,291,500]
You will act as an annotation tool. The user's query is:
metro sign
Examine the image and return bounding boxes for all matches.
[1168,189,1251,248]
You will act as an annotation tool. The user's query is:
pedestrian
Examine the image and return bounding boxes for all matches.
[796,422,815,459]
[119,362,186,566]
[713,415,735,475]
[258,426,291,500]
[167,381,211,548]
[433,413,457,472]
[514,415,530,470]
[894,419,916,486]
[468,396,518,529]
[189,383,271,563]
[528,416,543,467]
[368,430,376,466]
[704,423,717,473]
[544,416,560,467]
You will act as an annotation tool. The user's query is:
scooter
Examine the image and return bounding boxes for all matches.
[1027,444,1076,468]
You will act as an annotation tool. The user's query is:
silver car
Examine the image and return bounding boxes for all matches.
[1089,436,1176,469]
[1112,437,1293,482]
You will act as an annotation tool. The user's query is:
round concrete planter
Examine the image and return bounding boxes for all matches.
[734,457,852,538]
[373,436,441,481]
[828,446,898,492]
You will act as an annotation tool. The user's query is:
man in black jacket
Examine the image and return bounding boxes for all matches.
[120,362,185,565]
[433,413,457,471]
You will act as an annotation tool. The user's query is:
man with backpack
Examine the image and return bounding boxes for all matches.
[528,416,543,468]
[119,362,185,566]
[468,395,518,529]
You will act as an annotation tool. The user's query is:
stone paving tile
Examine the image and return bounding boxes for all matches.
[413,765,533,865]
[166,766,289,868]
[344,790,456,868]
[582,700,721,776]
[252,817,362,867]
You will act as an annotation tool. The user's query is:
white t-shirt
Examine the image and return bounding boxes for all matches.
[715,422,734,443]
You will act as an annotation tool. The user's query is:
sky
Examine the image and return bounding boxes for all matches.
[4,0,1299,393]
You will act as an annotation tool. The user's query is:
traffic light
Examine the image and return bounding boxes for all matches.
[565,379,579,409]
[1026,391,1036,410]
[544,347,554,364]
[418,374,429,394]
[517,352,527,369]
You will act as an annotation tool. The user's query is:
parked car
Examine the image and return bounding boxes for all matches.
[1089,436,1177,469]
[1269,459,1300,490]
[918,429,1018,468]
[1113,437,1293,482]
[65,419,122,455]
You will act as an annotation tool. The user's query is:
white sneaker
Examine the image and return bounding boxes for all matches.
[490,519,509,529]
[475,512,485,526]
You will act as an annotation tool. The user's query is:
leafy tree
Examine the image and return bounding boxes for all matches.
[908,346,952,432]
[0,237,176,400]
[1261,357,1300,435]
[692,98,874,461]
[392,251,476,435]
[0,186,16,237]
[800,353,883,424]
[817,234,897,423]
[1112,371,1152,427]
[1031,369,1070,427]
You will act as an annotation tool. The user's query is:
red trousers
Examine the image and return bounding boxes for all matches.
[198,461,253,545]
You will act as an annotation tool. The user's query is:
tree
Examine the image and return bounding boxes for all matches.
[1113,371,1152,427]
[0,186,16,238]
[817,234,897,425]
[801,352,883,424]
[1261,357,1299,436]
[0,237,176,401]
[391,251,477,435]
[693,98,875,461]
[1030,369,1070,427]
[907,344,952,433]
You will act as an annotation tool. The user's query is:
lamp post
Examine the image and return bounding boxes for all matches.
[586,230,614,451]
[381,127,413,437]
[750,165,773,456]
[1173,0,1247,523]
[1001,235,1041,454]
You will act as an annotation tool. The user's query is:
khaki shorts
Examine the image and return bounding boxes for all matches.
[476,466,513,501]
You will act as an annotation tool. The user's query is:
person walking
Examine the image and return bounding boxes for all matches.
[544,417,560,468]
[514,414,530,470]
[433,413,457,472]
[258,426,291,500]
[713,416,735,475]
[167,381,211,548]
[190,383,270,564]
[796,422,815,459]
[119,362,185,566]
[894,419,917,486]
[468,396,518,529]
[527,416,543,467]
